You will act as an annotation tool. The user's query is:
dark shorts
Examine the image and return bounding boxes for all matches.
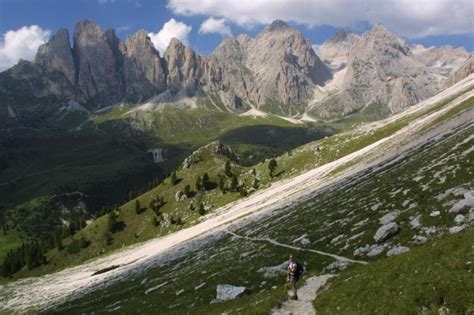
[289,275,299,288]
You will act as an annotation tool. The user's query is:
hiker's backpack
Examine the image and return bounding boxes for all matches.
[295,262,305,278]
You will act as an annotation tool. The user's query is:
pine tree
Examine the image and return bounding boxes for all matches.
[268,158,277,178]
[108,211,118,233]
[195,175,202,191]
[183,184,191,197]
[202,172,210,190]
[170,171,178,185]
[135,199,144,214]
[218,176,225,193]
[78,236,90,248]
[152,216,160,227]
[224,160,232,177]
[198,203,205,216]
[252,178,259,189]
[230,174,238,192]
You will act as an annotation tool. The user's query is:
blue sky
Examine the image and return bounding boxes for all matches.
[0,0,473,70]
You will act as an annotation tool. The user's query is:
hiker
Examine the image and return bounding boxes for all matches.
[286,254,303,300]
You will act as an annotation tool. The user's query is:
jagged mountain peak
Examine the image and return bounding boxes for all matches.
[328,29,354,43]
[266,19,290,32]
[74,19,103,36]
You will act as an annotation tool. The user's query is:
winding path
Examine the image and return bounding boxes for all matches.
[225,230,367,265]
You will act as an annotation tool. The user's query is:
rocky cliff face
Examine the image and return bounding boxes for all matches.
[204,20,331,112]
[317,29,359,69]
[73,20,125,106]
[121,30,166,101]
[164,38,203,97]
[35,28,76,85]
[411,45,470,77]
[443,55,473,88]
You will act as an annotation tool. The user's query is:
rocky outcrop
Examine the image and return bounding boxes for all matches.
[215,284,248,301]
[182,141,239,169]
[373,222,399,242]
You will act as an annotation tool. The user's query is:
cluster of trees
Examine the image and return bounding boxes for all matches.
[66,236,90,254]
[1,242,47,277]
[1,216,93,277]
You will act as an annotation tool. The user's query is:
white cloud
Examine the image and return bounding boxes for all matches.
[168,0,474,38]
[148,18,192,55]
[199,17,231,36]
[0,25,51,72]
[98,0,115,4]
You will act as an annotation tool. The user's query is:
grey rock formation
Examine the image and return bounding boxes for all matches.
[412,45,470,77]
[35,28,76,85]
[444,55,473,88]
[318,29,359,68]
[122,30,166,100]
[412,235,427,244]
[205,20,331,114]
[386,246,410,256]
[1,19,470,122]
[379,211,400,225]
[73,20,124,105]
[215,284,248,301]
[449,225,465,234]
[164,38,203,97]
[373,222,399,242]
[409,215,422,229]
[341,24,439,114]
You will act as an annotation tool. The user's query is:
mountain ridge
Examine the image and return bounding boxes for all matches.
[1,19,471,120]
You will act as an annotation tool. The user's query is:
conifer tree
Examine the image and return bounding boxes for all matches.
[230,174,238,192]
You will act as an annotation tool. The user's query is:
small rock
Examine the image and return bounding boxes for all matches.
[373,222,399,242]
[430,211,441,217]
[412,235,428,244]
[379,211,400,225]
[215,284,248,301]
[325,260,350,273]
[386,246,410,256]
[468,211,474,222]
[454,214,465,224]
[410,215,422,229]
[367,245,385,257]
[175,191,183,202]
[449,226,465,234]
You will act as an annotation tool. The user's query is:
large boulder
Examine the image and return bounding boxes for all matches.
[215,284,248,301]
[373,222,399,242]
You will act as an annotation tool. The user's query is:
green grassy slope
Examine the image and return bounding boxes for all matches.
[49,98,473,313]
[315,229,474,314]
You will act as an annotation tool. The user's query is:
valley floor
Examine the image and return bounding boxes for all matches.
[0,76,473,313]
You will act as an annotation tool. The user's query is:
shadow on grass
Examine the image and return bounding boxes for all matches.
[219,124,335,166]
